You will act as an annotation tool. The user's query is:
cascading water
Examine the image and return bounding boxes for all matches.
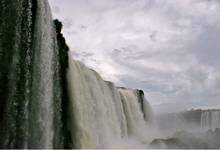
[0,0,34,148]
[118,89,149,137]
[0,0,153,148]
[201,110,220,130]
[28,0,62,148]
[0,0,64,148]
[67,55,153,148]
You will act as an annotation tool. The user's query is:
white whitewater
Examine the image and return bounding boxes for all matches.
[29,0,59,148]
[201,110,220,130]
[118,89,149,139]
[67,54,153,148]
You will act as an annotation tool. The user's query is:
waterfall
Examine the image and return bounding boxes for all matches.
[28,0,62,148]
[201,110,220,130]
[0,0,153,148]
[143,97,153,123]
[0,0,34,148]
[67,55,153,148]
[0,0,63,148]
[118,89,148,137]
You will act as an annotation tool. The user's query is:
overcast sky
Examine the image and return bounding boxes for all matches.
[48,0,220,113]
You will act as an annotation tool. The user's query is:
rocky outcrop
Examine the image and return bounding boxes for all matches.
[150,129,220,149]
[54,19,72,148]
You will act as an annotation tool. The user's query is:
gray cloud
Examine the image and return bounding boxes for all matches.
[48,0,220,112]
[51,5,60,13]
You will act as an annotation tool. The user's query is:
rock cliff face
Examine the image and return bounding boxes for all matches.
[54,19,72,148]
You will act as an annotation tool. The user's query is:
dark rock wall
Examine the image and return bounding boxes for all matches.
[54,19,73,148]
[0,0,36,148]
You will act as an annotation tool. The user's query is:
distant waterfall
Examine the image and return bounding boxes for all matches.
[201,111,220,130]
[67,56,153,148]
